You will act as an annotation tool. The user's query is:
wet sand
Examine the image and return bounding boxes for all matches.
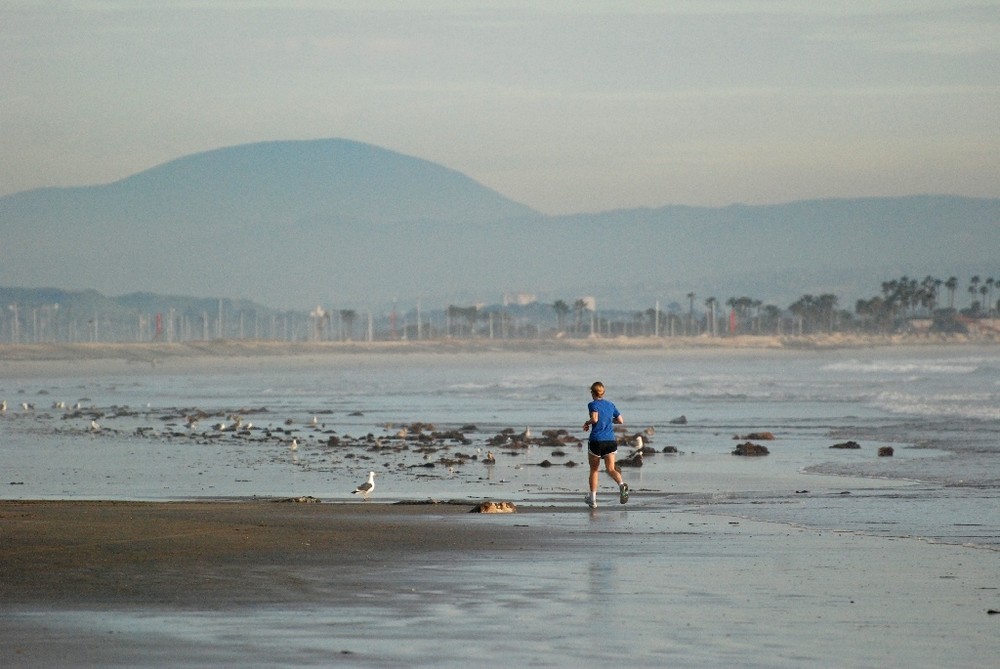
[2,499,998,668]
[0,500,546,607]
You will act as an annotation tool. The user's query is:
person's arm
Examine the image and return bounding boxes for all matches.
[614,414,624,425]
[583,409,599,432]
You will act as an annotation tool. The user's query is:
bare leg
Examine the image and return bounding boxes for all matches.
[588,452,601,493]
[604,453,624,486]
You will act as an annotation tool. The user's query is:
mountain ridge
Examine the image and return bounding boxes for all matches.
[2,138,997,310]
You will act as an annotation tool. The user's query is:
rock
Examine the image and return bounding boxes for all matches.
[472,501,517,514]
[274,495,321,503]
[661,446,678,454]
[616,452,643,467]
[736,431,775,440]
[830,440,861,449]
[732,441,769,456]
[878,446,894,457]
[669,415,687,425]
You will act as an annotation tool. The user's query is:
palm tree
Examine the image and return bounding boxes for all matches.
[945,276,958,309]
[969,276,981,310]
[790,294,826,333]
[761,304,782,334]
[817,294,838,332]
[573,299,588,335]
[986,278,996,316]
[552,300,570,333]
[919,276,941,314]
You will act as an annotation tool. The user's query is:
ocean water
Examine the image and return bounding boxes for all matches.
[2,345,998,549]
[3,345,999,668]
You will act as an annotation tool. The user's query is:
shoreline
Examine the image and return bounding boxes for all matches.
[0,332,993,363]
[1,335,995,381]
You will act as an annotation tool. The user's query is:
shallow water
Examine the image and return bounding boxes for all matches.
[2,346,998,547]
[3,345,999,668]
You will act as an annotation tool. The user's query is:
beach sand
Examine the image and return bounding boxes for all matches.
[2,500,997,668]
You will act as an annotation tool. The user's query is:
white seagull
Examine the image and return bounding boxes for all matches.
[352,471,376,497]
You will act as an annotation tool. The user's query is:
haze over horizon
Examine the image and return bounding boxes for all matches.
[3,1,999,215]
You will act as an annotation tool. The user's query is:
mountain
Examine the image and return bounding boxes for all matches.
[1,138,997,310]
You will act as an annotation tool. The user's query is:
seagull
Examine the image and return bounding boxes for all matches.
[352,471,376,497]
[289,438,298,451]
[89,419,101,432]
[483,450,496,465]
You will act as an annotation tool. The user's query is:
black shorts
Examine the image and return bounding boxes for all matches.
[588,440,618,457]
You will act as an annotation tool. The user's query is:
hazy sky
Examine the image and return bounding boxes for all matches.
[3,1,998,214]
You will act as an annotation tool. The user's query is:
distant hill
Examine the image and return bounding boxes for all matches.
[1,138,997,310]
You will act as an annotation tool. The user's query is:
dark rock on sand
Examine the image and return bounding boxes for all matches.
[830,441,861,449]
[878,446,894,457]
[661,446,678,454]
[669,415,688,425]
[736,432,775,441]
[732,441,769,456]
[616,452,643,467]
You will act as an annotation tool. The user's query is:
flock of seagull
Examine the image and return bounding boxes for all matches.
[2,397,660,499]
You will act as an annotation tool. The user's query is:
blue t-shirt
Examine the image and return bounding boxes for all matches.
[587,398,620,442]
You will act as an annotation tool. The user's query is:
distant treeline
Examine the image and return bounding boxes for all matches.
[1,274,997,344]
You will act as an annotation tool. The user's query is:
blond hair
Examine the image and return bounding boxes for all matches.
[590,382,605,398]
